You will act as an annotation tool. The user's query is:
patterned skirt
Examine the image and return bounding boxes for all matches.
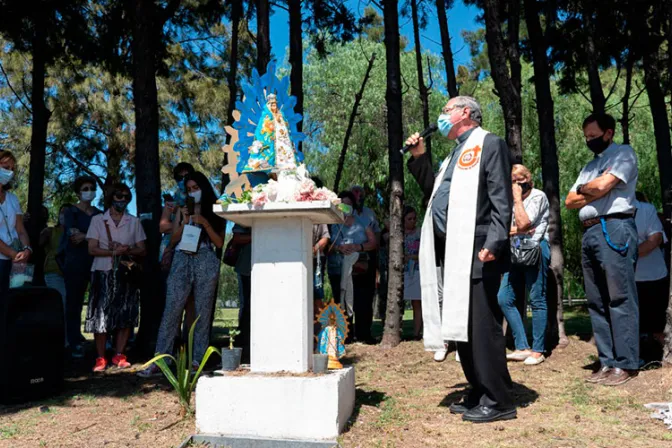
[85,269,140,333]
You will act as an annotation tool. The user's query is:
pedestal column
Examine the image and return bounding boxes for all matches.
[251,217,313,373]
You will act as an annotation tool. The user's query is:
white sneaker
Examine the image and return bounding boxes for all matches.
[434,345,448,362]
[507,350,532,362]
[455,350,461,363]
[523,354,545,366]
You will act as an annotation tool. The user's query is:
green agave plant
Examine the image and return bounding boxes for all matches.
[141,316,220,415]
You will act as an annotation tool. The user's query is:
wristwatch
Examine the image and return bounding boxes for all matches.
[22,246,33,253]
[576,184,585,195]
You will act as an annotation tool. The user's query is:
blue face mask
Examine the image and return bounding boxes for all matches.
[0,167,14,185]
[437,113,454,136]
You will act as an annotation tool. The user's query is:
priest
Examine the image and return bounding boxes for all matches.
[405,96,516,423]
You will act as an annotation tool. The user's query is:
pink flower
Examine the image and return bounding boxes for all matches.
[299,179,315,196]
[252,191,268,207]
[312,188,337,202]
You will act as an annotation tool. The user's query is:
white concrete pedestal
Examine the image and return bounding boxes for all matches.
[199,201,353,441]
[196,368,355,440]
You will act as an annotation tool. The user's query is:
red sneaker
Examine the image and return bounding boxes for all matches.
[112,353,131,369]
[93,357,107,372]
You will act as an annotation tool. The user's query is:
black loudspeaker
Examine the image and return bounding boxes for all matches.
[0,287,65,404]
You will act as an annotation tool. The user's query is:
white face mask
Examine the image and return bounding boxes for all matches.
[0,167,14,185]
[81,190,96,202]
[189,191,202,204]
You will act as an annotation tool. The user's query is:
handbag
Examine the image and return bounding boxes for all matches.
[511,236,541,267]
[104,220,143,287]
[353,252,370,276]
[223,239,240,267]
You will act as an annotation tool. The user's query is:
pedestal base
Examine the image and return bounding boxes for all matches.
[195,367,355,441]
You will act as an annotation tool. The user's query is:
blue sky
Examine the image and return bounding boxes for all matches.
[268,0,480,67]
[127,1,482,215]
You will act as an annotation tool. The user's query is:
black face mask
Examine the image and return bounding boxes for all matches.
[112,201,128,213]
[519,182,532,195]
[586,135,610,155]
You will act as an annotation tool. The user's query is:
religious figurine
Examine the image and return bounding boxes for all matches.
[242,93,299,174]
[317,303,349,369]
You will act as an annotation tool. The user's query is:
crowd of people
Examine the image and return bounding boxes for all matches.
[0,99,669,417]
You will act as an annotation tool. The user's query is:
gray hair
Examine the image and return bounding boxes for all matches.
[450,96,482,125]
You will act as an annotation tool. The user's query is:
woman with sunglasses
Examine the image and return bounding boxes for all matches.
[138,172,225,377]
[86,183,147,372]
[62,176,102,358]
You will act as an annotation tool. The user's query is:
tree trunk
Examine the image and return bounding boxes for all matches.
[410,0,431,161]
[665,186,672,364]
[333,53,376,193]
[222,0,242,191]
[482,0,523,163]
[104,130,124,195]
[524,0,568,349]
[288,0,303,153]
[381,0,404,349]
[25,11,51,287]
[256,0,271,72]
[435,0,458,97]
[642,52,672,219]
[582,6,606,113]
[620,53,634,145]
[131,0,164,356]
[27,11,50,256]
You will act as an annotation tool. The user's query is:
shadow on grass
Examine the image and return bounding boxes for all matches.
[343,388,388,432]
[0,364,170,417]
[439,381,539,409]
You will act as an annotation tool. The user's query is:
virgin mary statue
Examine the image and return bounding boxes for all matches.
[242,93,299,174]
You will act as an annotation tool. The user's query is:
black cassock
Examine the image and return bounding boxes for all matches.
[408,130,515,410]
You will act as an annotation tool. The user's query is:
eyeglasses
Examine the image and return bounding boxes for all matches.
[442,105,464,114]
[114,193,131,200]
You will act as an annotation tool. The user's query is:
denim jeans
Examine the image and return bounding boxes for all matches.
[582,217,639,370]
[0,259,11,298]
[497,239,550,353]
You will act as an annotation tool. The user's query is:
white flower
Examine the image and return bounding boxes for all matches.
[249,140,263,154]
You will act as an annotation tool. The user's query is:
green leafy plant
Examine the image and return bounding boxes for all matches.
[227,329,241,350]
[141,316,220,415]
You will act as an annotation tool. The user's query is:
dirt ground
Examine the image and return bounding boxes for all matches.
[1,315,671,448]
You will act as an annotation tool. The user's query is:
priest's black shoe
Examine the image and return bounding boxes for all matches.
[462,405,517,423]
[448,401,478,415]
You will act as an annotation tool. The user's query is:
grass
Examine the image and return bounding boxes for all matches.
[3,307,670,448]
[0,425,19,439]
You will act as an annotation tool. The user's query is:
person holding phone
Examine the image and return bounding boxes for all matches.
[0,150,31,297]
[138,171,225,377]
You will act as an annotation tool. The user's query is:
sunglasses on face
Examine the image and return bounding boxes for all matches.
[114,193,131,200]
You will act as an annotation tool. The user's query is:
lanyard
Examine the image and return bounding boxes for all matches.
[600,217,629,255]
[0,199,15,243]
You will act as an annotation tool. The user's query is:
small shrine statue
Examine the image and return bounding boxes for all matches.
[242,93,299,174]
[317,303,348,369]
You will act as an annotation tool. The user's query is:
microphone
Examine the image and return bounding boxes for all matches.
[400,124,438,155]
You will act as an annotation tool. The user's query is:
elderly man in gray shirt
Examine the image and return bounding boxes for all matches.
[565,113,639,387]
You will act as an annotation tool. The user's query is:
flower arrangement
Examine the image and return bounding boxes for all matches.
[218,165,339,207]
